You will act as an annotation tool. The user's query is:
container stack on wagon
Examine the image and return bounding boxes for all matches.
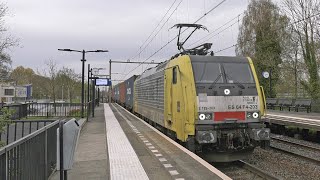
[112,84,120,103]
[111,75,138,109]
[119,82,126,106]
[124,75,138,111]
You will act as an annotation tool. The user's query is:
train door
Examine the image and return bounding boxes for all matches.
[165,65,185,140]
[165,68,173,127]
[171,66,185,140]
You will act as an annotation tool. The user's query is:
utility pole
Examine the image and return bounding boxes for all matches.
[269,68,272,98]
[109,59,112,103]
[87,64,91,103]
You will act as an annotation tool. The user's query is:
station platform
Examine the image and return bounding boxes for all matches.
[50,103,230,180]
[265,110,320,131]
[267,109,320,120]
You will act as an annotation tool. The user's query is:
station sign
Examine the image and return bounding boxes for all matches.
[95,78,112,86]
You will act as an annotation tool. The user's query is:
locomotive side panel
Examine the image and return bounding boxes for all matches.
[134,64,166,126]
[164,55,197,141]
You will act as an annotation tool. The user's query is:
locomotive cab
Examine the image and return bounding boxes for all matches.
[190,55,270,162]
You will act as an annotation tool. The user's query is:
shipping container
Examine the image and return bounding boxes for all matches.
[113,84,120,103]
[119,82,126,105]
[124,75,138,110]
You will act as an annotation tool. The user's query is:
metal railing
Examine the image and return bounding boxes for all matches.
[0,100,100,119]
[0,120,59,180]
[27,103,83,117]
[0,104,28,120]
[0,120,56,146]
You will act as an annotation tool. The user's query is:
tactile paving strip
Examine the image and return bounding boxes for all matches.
[104,104,149,180]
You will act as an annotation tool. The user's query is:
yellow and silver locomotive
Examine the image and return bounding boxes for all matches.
[119,24,269,162]
[134,54,269,162]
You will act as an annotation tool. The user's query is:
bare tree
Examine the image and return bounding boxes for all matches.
[56,67,81,103]
[283,0,320,99]
[0,3,18,81]
[44,60,58,103]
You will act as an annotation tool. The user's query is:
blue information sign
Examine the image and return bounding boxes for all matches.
[95,78,112,86]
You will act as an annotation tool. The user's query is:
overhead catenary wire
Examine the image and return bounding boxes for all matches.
[115,0,182,82]
[187,13,244,48]
[117,0,183,82]
[135,0,184,71]
[193,0,227,24]
[128,0,179,61]
[213,11,320,54]
[123,0,228,79]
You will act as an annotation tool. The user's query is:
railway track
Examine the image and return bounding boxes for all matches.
[216,160,280,180]
[270,136,320,165]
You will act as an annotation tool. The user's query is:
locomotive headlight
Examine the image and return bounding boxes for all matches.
[199,114,206,120]
[224,89,231,95]
[198,113,213,120]
[252,112,259,118]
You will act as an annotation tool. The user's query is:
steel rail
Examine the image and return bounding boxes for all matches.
[236,160,280,180]
[271,136,320,152]
[269,145,320,165]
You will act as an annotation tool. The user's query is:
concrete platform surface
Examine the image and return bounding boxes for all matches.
[50,103,230,180]
[110,103,230,180]
[50,105,108,180]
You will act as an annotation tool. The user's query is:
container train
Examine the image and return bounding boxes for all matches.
[111,23,270,162]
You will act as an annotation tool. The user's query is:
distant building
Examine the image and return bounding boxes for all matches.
[0,84,15,103]
[0,83,32,103]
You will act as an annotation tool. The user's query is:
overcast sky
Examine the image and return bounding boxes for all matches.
[4,0,269,82]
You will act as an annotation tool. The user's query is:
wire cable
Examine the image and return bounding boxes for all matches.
[123,0,228,78]
[214,11,320,54]
[129,0,182,60]
[187,13,243,47]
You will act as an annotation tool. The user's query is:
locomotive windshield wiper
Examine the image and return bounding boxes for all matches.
[225,74,245,89]
[208,73,223,89]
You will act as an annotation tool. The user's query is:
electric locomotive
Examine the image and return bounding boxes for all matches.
[124,24,269,162]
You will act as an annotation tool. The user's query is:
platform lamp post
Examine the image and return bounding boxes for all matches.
[58,49,108,118]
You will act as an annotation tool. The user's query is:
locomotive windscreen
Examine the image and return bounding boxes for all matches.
[192,62,223,83]
[190,56,255,84]
[223,63,254,83]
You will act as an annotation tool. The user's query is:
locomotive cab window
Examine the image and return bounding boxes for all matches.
[192,62,222,83]
[173,67,177,84]
[223,63,254,84]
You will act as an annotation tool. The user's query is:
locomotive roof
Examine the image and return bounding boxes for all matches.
[136,60,169,80]
[189,55,248,63]
[136,55,248,81]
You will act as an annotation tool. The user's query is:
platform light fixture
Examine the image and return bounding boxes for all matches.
[58,49,108,118]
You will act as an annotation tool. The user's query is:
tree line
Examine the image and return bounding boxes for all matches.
[237,0,320,100]
[9,62,83,102]
[0,3,83,103]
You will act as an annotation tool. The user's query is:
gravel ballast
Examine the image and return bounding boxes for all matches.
[246,147,320,179]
